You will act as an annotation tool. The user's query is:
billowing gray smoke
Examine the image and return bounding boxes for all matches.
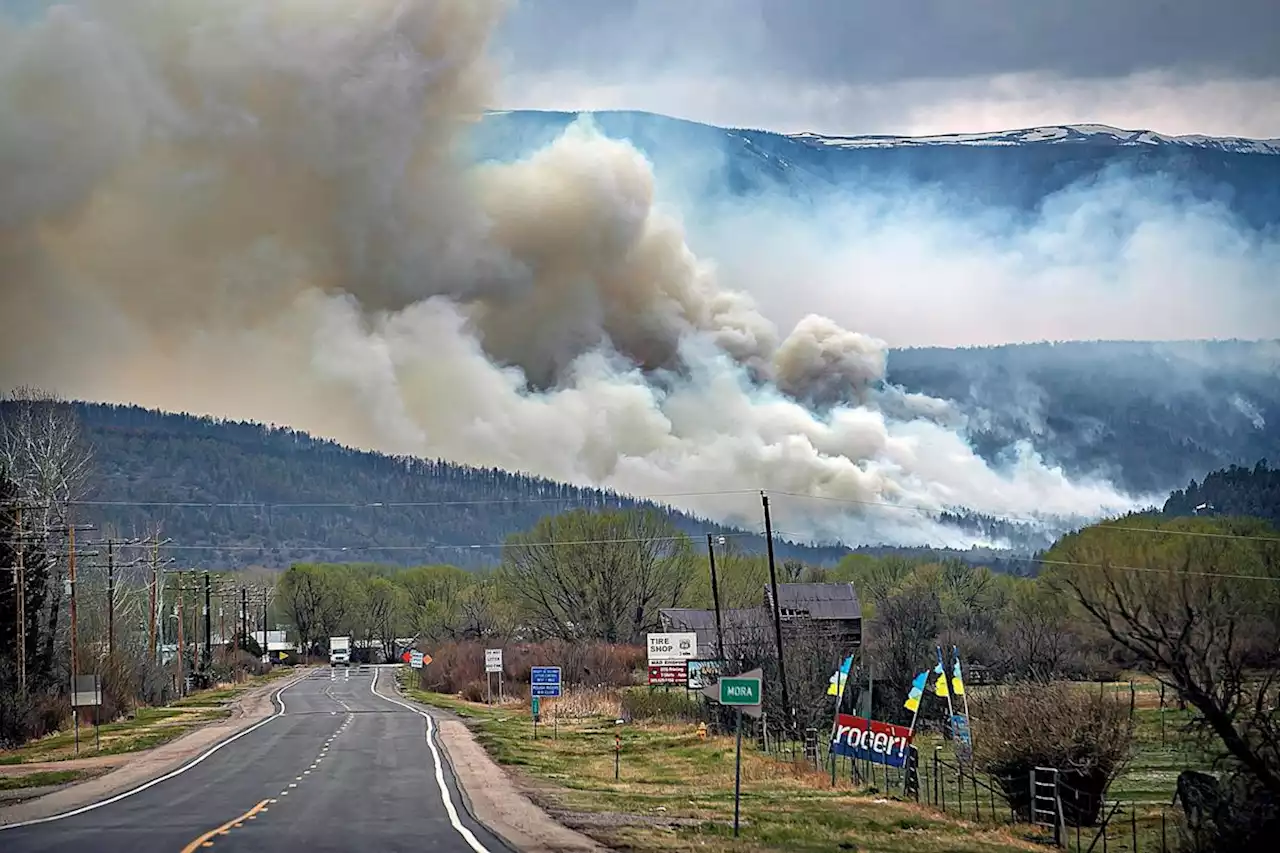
[0,0,1139,543]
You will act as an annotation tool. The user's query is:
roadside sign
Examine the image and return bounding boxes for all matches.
[647,662,687,686]
[646,632,697,664]
[421,653,433,667]
[401,650,412,663]
[485,648,503,673]
[830,714,913,769]
[276,651,289,661]
[531,666,562,697]
[410,650,424,669]
[700,667,764,719]
[686,659,722,690]
[71,674,102,708]
[532,696,541,717]
[720,676,761,706]
[951,714,973,764]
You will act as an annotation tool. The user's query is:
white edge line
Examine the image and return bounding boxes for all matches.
[371,667,490,853]
[0,675,299,831]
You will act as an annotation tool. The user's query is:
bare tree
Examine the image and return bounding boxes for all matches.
[867,584,940,718]
[1050,516,1280,798]
[999,582,1083,681]
[499,508,695,643]
[0,388,93,690]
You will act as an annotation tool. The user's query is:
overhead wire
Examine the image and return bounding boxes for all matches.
[64,489,1279,543]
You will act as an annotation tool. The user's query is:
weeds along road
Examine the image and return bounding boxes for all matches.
[0,666,507,853]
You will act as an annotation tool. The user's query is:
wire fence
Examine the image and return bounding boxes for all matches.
[741,722,1188,852]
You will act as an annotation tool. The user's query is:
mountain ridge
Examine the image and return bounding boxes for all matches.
[784,123,1280,155]
[471,110,1280,230]
[487,110,1280,154]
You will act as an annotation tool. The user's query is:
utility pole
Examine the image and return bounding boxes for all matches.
[203,572,212,669]
[69,524,79,701]
[106,539,115,659]
[761,492,791,726]
[240,586,248,666]
[148,536,158,662]
[12,504,26,693]
[706,534,726,664]
[175,579,185,697]
[260,587,269,660]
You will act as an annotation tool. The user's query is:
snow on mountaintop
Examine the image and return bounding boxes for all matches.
[789,124,1280,155]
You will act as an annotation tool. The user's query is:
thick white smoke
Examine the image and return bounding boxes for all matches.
[0,0,1141,545]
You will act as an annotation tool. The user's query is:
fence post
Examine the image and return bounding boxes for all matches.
[1130,806,1138,853]
[1053,770,1065,848]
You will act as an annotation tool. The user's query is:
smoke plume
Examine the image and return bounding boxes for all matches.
[0,0,1142,544]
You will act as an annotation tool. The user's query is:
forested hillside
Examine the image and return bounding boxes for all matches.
[888,340,1279,496]
[1163,460,1280,528]
[74,403,850,569]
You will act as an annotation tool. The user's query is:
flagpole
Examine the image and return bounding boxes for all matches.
[828,652,854,786]
[936,645,956,724]
[902,669,927,797]
[952,645,971,723]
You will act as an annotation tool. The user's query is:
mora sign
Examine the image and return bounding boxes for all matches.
[830,714,913,768]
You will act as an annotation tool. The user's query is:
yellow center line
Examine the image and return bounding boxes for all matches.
[180,799,271,853]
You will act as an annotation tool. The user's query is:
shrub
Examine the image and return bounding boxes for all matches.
[972,681,1135,826]
[417,640,644,696]
[620,687,704,723]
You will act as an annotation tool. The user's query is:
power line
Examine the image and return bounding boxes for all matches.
[65,488,1279,545]
[67,489,759,509]
[152,532,760,552]
[137,535,1280,582]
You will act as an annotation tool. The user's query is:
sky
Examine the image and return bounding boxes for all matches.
[492,0,1280,139]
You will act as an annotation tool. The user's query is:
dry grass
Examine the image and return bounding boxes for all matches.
[0,668,290,765]
[405,673,1043,853]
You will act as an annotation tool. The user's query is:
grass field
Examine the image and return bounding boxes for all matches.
[905,678,1204,853]
[0,769,102,791]
[0,667,293,766]
[403,675,1051,853]
[407,673,1210,853]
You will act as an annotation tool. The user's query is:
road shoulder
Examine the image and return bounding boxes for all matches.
[0,671,305,827]
[374,669,607,853]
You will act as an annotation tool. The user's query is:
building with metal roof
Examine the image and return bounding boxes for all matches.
[659,582,861,658]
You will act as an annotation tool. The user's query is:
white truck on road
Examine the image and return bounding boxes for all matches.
[329,635,351,667]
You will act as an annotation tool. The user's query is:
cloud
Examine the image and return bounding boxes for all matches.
[498,70,1280,140]
[0,0,1147,548]
[491,0,1280,137]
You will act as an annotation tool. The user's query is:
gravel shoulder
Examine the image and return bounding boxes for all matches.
[0,670,305,826]
[375,669,607,853]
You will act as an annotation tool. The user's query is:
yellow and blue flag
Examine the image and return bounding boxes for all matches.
[827,655,854,696]
[903,670,928,712]
[933,662,950,697]
[950,648,966,696]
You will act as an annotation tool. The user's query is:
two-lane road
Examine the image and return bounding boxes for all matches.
[0,667,507,853]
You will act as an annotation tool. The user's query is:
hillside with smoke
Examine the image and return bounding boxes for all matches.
[0,0,1144,544]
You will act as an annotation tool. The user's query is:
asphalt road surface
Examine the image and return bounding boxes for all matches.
[0,666,509,853]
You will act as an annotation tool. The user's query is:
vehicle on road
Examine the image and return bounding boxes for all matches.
[329,635,351,667]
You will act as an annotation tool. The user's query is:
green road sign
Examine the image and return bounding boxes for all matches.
[532,696,541,716]
[719,676,761,706]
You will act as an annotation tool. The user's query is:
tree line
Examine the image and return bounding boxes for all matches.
[276,503,1280,845]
